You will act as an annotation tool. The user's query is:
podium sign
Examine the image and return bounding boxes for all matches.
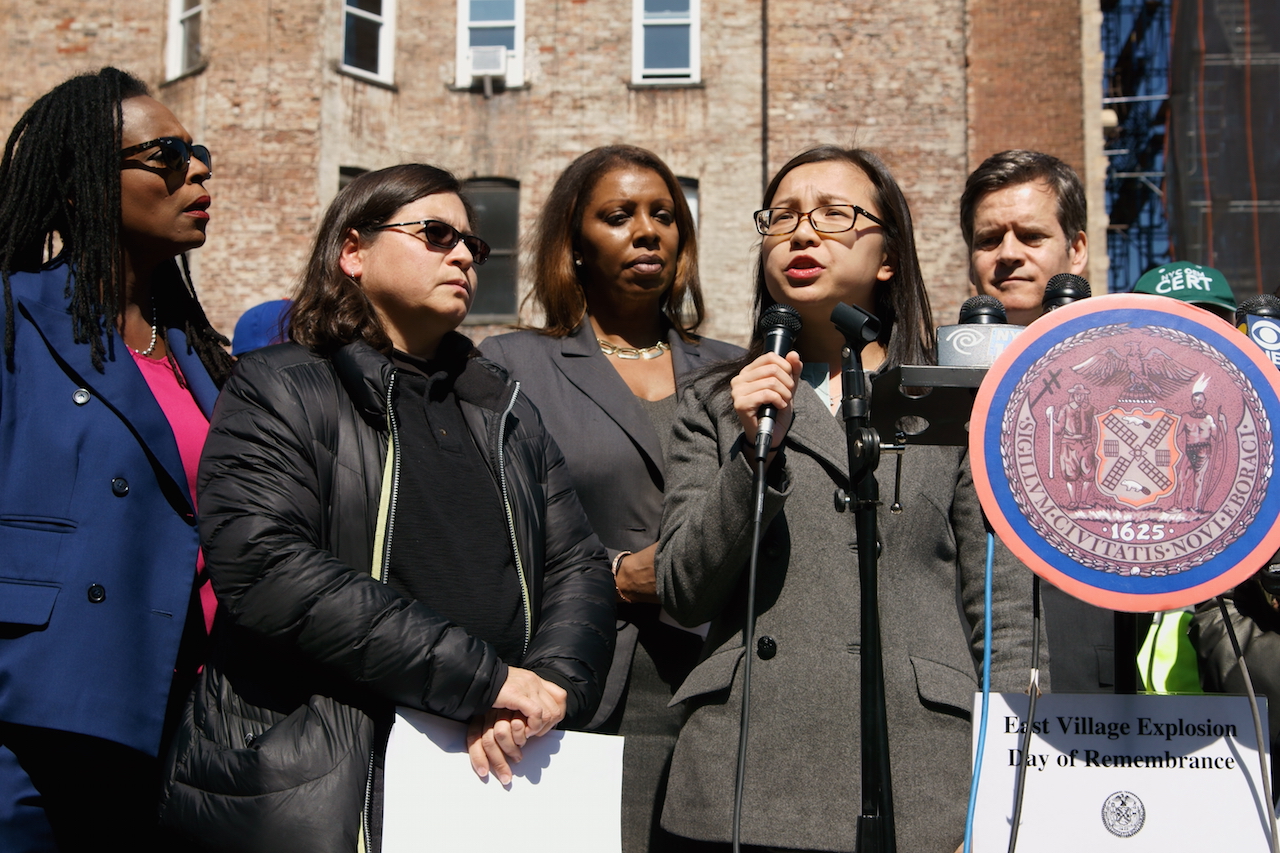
[970,294,1280,612]
[971,693,1272,850]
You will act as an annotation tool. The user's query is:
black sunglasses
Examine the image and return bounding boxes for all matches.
[119,137,213,175]
[374,219,490,265]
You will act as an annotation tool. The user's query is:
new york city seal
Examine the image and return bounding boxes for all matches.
[971,294,1280,611]
[1101,791,1145,838]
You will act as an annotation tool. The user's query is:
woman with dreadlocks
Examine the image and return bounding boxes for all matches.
[0,67,230,851]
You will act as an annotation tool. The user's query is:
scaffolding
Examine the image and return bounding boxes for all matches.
[1165,0,1279,297]
[1103,0,1171,294]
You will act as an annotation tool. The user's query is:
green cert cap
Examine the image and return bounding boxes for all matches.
[1133,261,1236,317]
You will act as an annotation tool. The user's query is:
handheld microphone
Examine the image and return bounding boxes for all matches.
[1236,294,1280,368]
[1041,273,1091,315]
[936,295,1025,367]
[755,304,803,457]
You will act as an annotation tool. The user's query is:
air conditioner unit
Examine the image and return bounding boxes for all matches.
[469,46,507,78]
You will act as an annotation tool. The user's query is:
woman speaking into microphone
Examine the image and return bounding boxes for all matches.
[655,145,1046,852]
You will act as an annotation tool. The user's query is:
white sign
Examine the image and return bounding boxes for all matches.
[970,693,1273,850]
[382,708,624,853]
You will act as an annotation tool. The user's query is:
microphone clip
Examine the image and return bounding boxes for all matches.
[831,301,880,351]
[831,302,879,422]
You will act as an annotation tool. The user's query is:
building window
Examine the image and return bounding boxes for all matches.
[677,177,699,230]
[632,0,699,84]
[455,0,525,88]
[339,166,368,191]
[463,179,520,321]
[342,0,396,83]
[166,0,203,79]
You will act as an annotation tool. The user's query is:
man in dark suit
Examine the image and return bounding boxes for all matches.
[960,150,1115,692]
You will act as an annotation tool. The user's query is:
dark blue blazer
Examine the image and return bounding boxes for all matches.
[0,264,218,756]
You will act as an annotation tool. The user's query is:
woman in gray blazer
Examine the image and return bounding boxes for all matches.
[655,146,1047,852]
[482,145,741,853]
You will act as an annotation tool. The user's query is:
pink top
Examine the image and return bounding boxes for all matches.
[131,350,216,634]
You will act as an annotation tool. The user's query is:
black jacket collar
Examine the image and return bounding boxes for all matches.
[332,332,512,428]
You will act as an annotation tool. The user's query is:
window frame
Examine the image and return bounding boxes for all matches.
[677,176,699,231]
[338,166,369,191]
[631,0,700,85]
[165,0,204,80]
[340,0,397,85]
[454,0,525,89]
[461,177,521,324]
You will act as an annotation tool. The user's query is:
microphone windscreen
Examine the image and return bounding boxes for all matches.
[758,304,803,355]
[1042,274,1091,313]
[1236,294,1280,328]
[958,295,1008,325]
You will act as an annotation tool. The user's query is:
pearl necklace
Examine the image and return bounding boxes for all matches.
[597,338,671,360]
[129,297,159,358]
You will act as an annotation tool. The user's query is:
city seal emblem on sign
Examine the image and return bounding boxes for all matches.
[1101,790,1146,838]
[970,295,1280,611]
[1004,322,1269,576]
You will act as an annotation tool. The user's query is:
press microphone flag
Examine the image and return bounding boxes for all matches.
[755,304,802,458]
[1236,294,1280,369]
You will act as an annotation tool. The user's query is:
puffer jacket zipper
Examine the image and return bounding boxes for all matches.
[361,370,401,853]
[375,370,403,583]
[360,372,528,851]
[494,381,533,656]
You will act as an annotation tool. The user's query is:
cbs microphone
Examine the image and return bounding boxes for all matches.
[755,304,803,458]
[936,295,1025,367]
[1236,293,1280,368]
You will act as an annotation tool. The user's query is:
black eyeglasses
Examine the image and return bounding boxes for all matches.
[754,204,887,237]
[374,219,490,265]
[120,137,212,175]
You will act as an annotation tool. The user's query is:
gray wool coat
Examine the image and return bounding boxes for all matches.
[481,321,742,853]
[481,320,742,726]
[656,370,1049,853]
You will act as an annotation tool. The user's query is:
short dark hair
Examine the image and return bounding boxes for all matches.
[960,149,1087,250]
[0,66,231,384]
[746,145,934,370]
[289,163,474,354]
[522,145,704,339]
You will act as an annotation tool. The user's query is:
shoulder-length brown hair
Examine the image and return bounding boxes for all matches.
[289,163,474,354]
[523,145,704,339]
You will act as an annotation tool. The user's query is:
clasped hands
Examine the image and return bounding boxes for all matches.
[466,666,567,786]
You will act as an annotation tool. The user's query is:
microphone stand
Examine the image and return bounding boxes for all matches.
[831,303,896,853]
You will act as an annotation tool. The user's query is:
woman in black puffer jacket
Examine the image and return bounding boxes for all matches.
[159,164,616,853]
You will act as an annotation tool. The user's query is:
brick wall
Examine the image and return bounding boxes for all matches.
[968,0,1109,290]
[766,0,972,325]
[0,2,164,133]
[163,0,330,331]
[323,0,765,345]
[1,0,1102,346]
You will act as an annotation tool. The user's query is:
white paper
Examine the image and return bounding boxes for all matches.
[381,707,624,853]
[970,692,1273,851]
[659,606,709,638]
